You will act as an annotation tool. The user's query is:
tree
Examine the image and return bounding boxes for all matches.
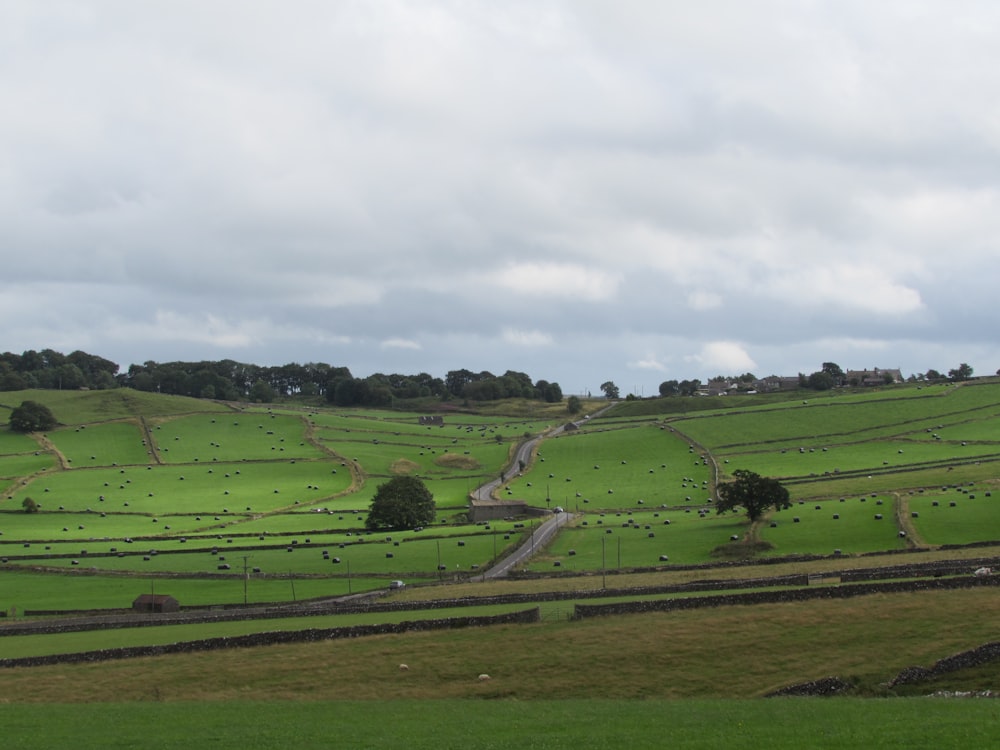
[659,379,679,397]
[9,400,57,432]
[821,362,844,384]
[249,380,276,403]
[365,476,436,531]
[22,497,38,513]
[715,469,791,522]
[806,370,835,391]
[948,363,974,382]
[541,381,562,403]
[678,379,701,396]
[600,381,620,399]
[567,395,582,414]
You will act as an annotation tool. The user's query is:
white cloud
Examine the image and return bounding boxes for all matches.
[768,264,924,316]
[3,2,1000,391]
[112,311,260,349]
[502,328,554,347]
[688,290,723,311]
[687,342,758,373]
[495,262,621,301]
[628,356,668,373]
[381,338,421,350]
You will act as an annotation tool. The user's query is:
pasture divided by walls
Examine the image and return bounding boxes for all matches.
[2,382,1000,611]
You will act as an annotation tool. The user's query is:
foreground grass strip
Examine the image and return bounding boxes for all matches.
[2,699,999,750]
[4,588,1000,702]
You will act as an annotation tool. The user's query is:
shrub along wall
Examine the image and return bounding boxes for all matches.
[0,607,541,669]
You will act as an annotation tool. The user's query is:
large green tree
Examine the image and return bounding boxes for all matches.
[9,400,57,432]
[566,395,582,414]
[948,363,974,381]
[600,381,620,399]
[715,469,791,522]
[365,476,436,531]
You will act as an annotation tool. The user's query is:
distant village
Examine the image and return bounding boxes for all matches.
[698,367,905,397]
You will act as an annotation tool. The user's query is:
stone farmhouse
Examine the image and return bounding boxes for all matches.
[707,368,904,395]
[844,368,903,386]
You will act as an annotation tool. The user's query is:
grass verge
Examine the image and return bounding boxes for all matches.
[2,698,999,749]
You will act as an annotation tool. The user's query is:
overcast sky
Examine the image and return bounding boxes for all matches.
[3,1,999,394]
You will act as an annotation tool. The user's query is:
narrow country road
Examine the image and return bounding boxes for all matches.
[475,402,617,578]
[480,510,571,579]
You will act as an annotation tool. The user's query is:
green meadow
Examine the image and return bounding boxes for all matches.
[3,699,998,750]
[502,423,713,511]
[3,380,1000,740]
[530,508,747,569]
[3,382,1000,610]
[759,495,907,555]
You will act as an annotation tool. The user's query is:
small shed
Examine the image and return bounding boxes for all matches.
[468,498,528,523]
[132,593,180,613]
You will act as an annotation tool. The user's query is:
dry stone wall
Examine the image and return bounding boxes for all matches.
[0,607,540,669]
[573,575,1000,618]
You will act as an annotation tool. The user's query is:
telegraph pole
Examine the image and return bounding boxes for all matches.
[601,535,606,589]
[241,555,251,606]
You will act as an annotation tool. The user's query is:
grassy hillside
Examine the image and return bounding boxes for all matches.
[2,383,1000,604]
[2,384,1000,701]
[3,384,1000,746]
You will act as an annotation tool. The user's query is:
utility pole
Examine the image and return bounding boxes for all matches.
[602,535,606,589]
[241,555,251,606]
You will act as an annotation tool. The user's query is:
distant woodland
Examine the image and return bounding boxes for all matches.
[0,349,563,406]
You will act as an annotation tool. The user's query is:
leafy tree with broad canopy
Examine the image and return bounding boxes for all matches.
[949,363,974,381]
[365,475,436,531]
[9,400,57,432]
[600,381,620,399]
[715,469,791,522]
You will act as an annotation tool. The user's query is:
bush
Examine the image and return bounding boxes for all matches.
[365,476,436,531]
[9,400,57,432]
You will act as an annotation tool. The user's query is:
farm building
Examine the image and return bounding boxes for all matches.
[753,376,801,392]
[468,498,527,523]
[132,593,180,613]
[846,368,903,386]
[418,415,445,426]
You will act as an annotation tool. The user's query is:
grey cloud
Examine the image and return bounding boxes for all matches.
[2,1,998,391]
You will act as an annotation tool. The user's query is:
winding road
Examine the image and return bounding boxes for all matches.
[475,403,617,578]
[479,510,571,579]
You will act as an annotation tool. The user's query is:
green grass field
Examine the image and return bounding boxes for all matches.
[3,381,1000,738]
[502,422,712,511]
[3,383,1000,612]
[531,508,747,568]
[3,698,997,750]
